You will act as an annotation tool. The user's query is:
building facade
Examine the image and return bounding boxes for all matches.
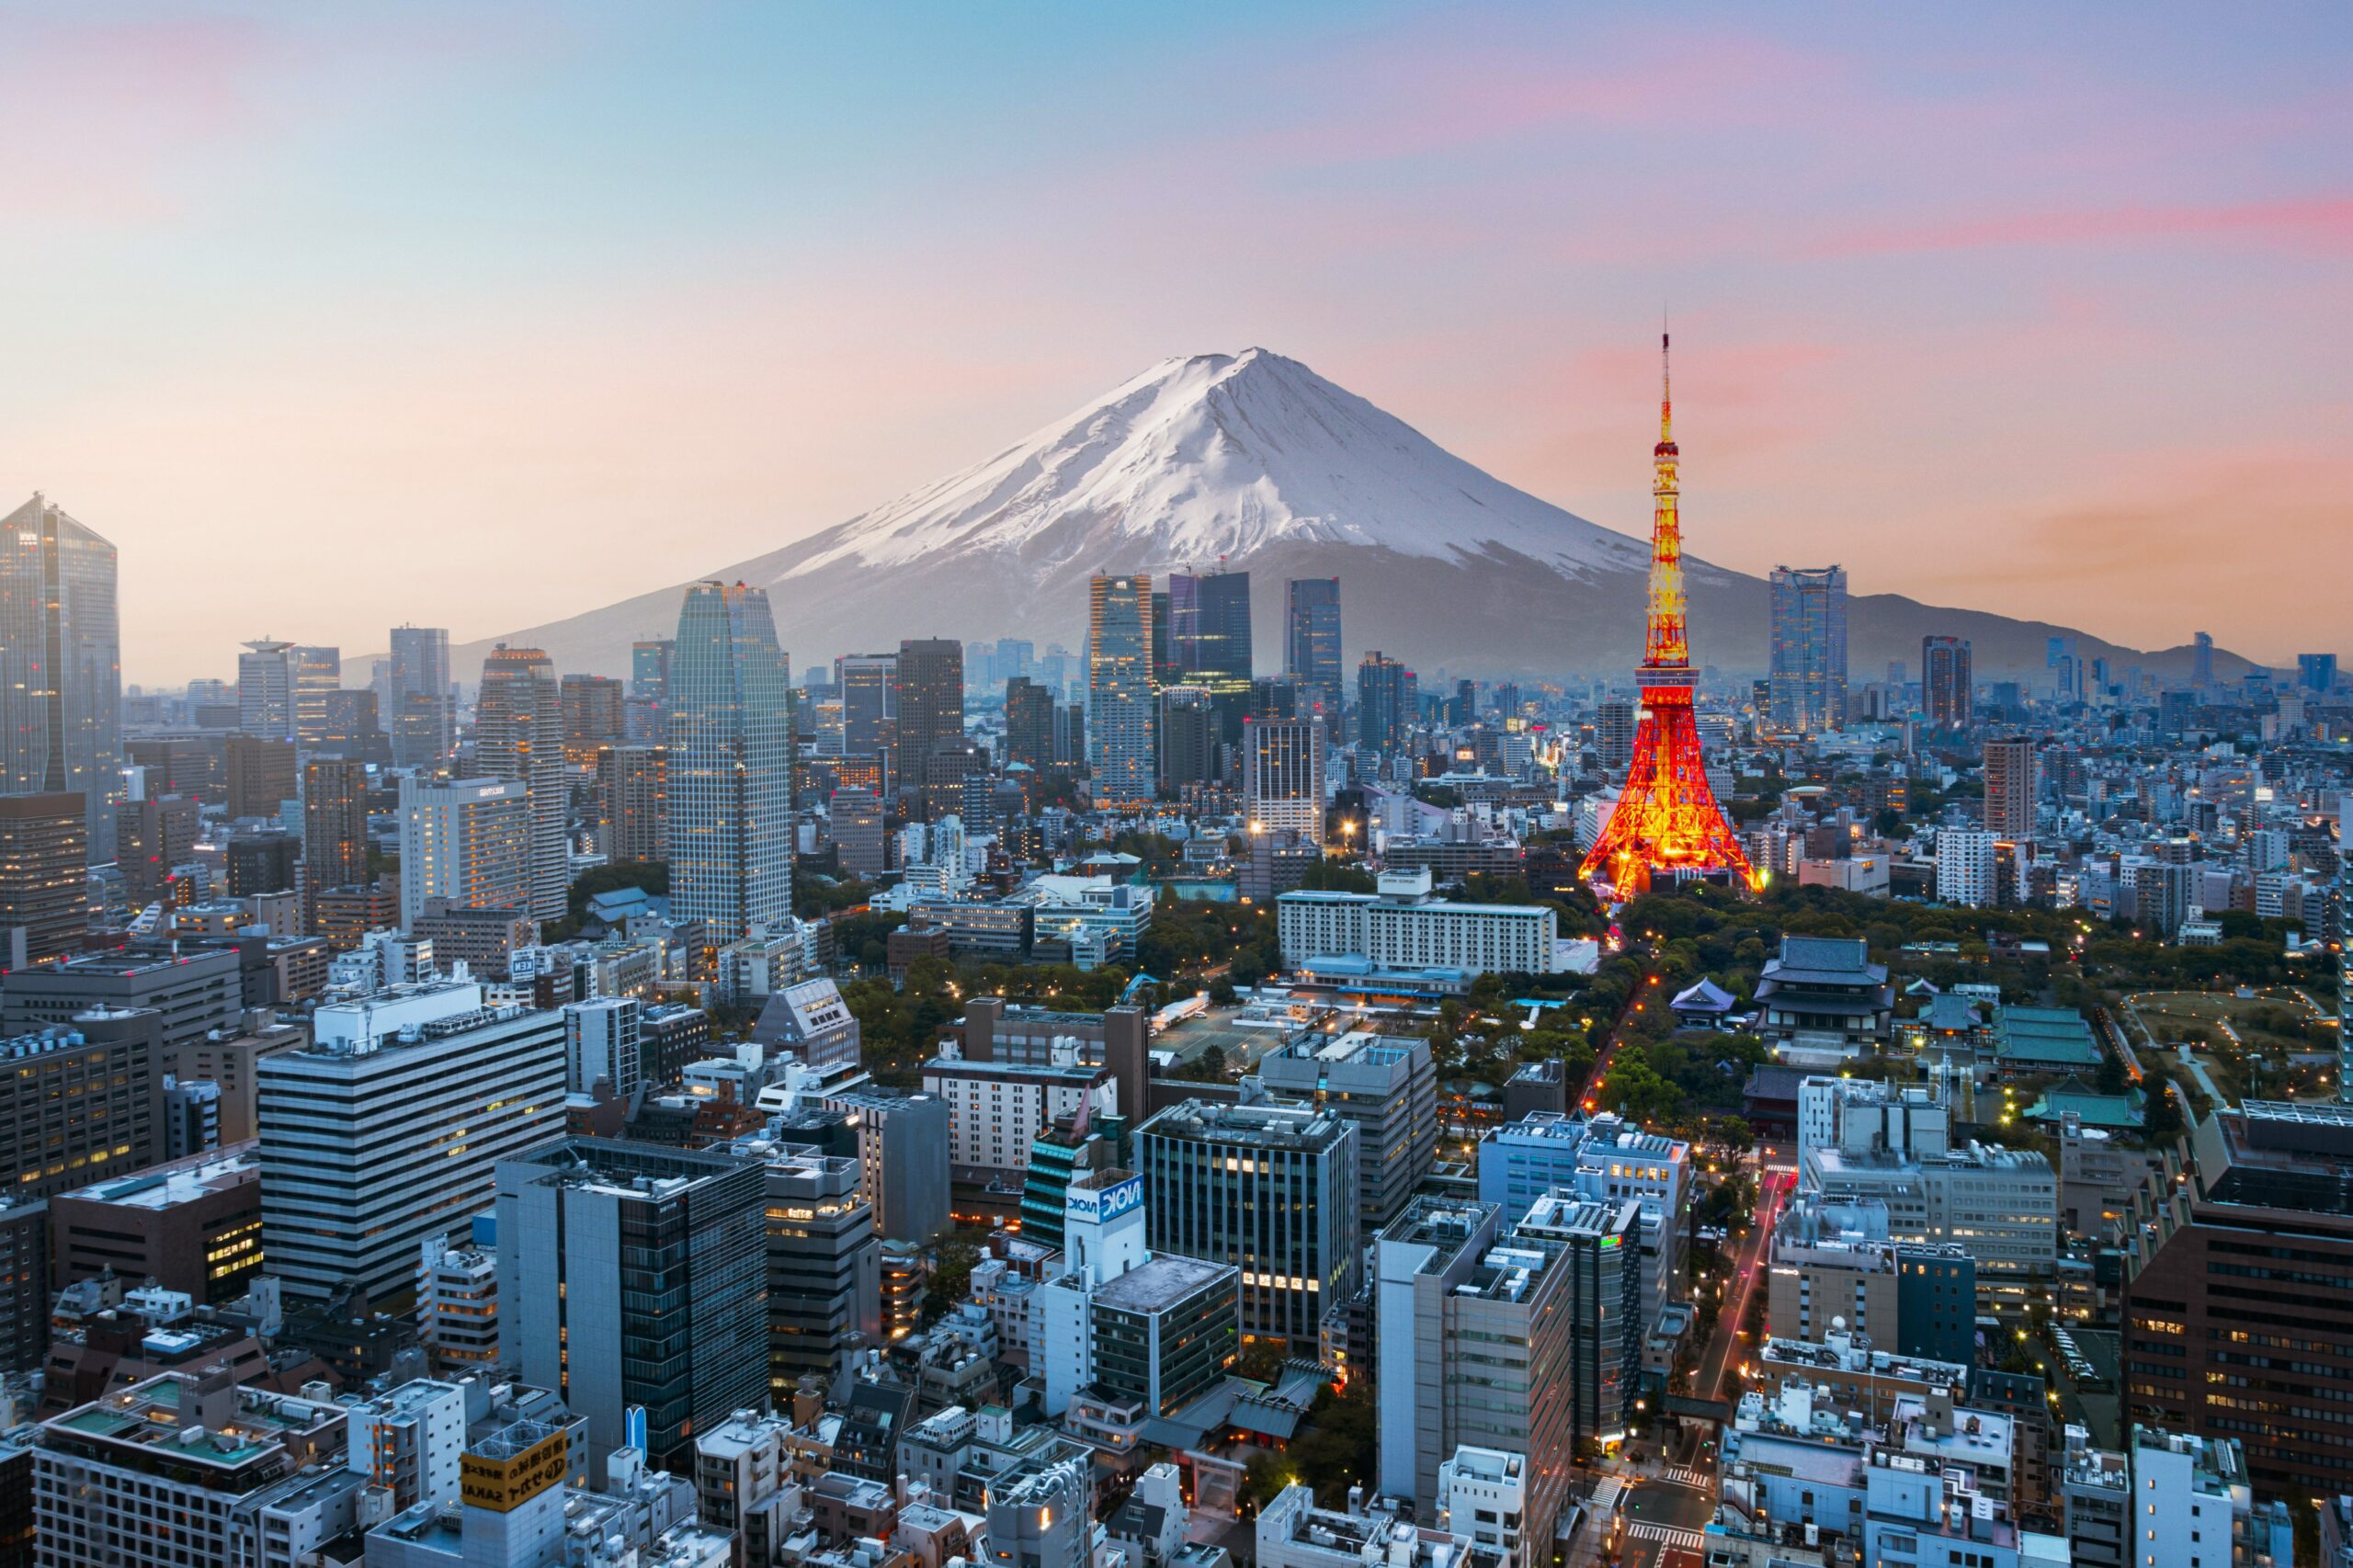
[1087,574,1156,810]
[670,581,794,941]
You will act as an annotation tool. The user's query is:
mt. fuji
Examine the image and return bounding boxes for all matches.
[460,349,2222,683]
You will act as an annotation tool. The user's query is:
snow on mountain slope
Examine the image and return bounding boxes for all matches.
[453,347,2222,685]
[774,347,1653,580]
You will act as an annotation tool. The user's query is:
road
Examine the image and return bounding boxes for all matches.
[1613,1469,1716,1568]
[1693,1165,1794,1404]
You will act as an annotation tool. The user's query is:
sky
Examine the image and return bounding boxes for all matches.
[4,2,2348,683]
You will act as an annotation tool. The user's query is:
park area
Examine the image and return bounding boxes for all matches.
[2123,987,2336,1105]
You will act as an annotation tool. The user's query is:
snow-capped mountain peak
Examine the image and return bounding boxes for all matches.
[779,347,1649,580]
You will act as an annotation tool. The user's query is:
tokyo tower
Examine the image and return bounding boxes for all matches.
[1579,335,1763,898]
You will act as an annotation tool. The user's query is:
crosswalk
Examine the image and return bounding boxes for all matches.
[1656,1465,1715,1489]
[1626,1522,1706,1550]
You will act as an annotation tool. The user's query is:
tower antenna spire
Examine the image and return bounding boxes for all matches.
[1660,321,1672,442]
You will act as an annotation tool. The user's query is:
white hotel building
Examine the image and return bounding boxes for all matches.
[1278,869,1563,976]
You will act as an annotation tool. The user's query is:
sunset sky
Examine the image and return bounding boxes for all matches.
[6,2,2348,682]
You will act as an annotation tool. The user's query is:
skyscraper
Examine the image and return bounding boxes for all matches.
[1922,636,1973,731]
[1156,687,1216,791]
[594,744,667,864]
[1243,716,1326,847]
[1192,571,1253,682]
[1004,676,1055,772]
[629,636,675,744]
[0,793,89,968]
[671,582,794,941]
[2299,653,2338,694]
[387,625,453,769]
[836,653,897,770]
[895,639,966,798]
[1285,577,1342,694]
[2190,631,2214,688]
[0,496,122,864]
[1983,737,2038,839]
[1357,652,1415,755]
[1087,574,1156,810]
[1767,565,1847,735]
[559,673,625,764]
[223,733,298,819]
[476,647,568,922]
[301,756,370,919]
[497,1136,767,1471]
[236,640,299,741]
[1162,574,1201,674]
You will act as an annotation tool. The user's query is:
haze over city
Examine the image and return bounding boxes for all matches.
[4,3,2347,681]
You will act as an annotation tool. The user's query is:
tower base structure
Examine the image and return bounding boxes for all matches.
[1578,683,1761,899]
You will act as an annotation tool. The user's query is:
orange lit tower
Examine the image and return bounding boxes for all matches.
[1579,335,1762,898]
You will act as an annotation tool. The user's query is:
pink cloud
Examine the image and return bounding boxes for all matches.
[1814,196,2353,257]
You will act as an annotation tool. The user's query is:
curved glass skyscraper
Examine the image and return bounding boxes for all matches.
[670,581,793,939]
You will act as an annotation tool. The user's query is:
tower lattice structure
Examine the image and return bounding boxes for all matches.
[1579,335,1762,897]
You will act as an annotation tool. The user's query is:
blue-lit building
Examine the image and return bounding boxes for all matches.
[1768,564,1847,735]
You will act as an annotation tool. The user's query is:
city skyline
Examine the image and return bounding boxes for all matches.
[3,6,2345,679]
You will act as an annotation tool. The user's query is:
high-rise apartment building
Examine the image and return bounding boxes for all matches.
[291,645,341,748]
[301,757,370,921]
[1243,716,1327,847]
[387,624,453,769]
[224,733,298,819]
[1004,676,1055,772]
[1768,565,1847,734]
[559,673,625,764]
[498,1136,768,1470]
[0,494,121,869]
[671,582,794,941]
[258,979,566,1301]
[476,646,568,922]
[1594,699,1636,771]
[0,792,87,967]
[1922,635,1973,731]
[1285,577,1342,695]
[1087,574,1157,810]
[594,744,667,863]
[831,786,886,879]
[396,776,531,928]
[1357,653,1415,754]
[1134,1097,1359,1343]
[1984,737,2039,839]
[236,639,299,741]
[895,639,965,789]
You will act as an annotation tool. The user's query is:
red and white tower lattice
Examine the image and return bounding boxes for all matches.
[1579,335,1762,898]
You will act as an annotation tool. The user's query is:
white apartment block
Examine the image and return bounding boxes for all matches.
[1936,829,1996,908]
